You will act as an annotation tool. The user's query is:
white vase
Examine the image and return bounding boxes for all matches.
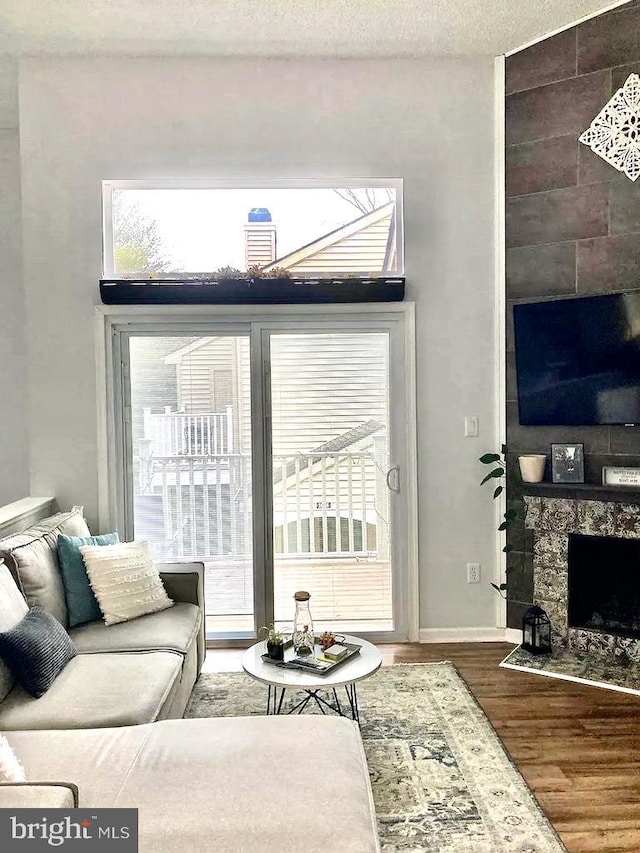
[518,454,546,483]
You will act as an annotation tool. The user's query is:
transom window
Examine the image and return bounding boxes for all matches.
[102,179,403,279]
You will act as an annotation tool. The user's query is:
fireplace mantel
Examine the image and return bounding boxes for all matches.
[523,482,640,505]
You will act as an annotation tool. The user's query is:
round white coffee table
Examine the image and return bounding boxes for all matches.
[242,635,382,722]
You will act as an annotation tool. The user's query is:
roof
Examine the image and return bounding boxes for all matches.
[262,201,395,273]
[165,336,219,364]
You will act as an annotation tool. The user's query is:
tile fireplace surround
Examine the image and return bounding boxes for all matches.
[525,495,640,661]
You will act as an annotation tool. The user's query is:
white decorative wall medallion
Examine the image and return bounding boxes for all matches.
[579,73,640,181]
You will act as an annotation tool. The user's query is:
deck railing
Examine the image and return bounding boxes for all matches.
[143,407,234,456]
[134,445,389,561]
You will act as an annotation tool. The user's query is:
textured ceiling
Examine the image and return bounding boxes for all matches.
[0,0,629,58]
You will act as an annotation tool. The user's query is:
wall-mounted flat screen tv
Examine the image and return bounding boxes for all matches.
[513,292,640,426]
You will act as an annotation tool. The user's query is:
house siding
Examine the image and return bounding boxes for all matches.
[285,210,393,274]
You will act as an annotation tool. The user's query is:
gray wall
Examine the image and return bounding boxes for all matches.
[0,56,28,506]
[17,55,497,631]
[505,2,640,627]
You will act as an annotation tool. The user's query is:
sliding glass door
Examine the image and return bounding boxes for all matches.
[126,334,254,636]
[115,313,413,642]
[269,332,393,634]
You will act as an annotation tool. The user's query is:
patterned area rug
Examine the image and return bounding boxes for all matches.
[502,644,640,696]
[186,662,566,852]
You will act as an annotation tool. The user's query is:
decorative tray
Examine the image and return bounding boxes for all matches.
[261,640,361,676]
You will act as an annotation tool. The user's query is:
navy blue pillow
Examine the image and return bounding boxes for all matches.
[57,532,119,627]
[0,607,76,698]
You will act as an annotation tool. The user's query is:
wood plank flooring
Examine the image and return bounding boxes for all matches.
[205,641,640,853]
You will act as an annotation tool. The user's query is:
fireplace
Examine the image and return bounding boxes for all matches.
[524,494,640,660]
[568,533,640,639]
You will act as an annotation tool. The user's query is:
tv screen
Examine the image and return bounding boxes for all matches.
[513,293,640,426]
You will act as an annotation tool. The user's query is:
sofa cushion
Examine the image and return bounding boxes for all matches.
[0,607,76,698]
[69,602,200,656]
[80,541,173,626]
[0,651,182,730]
[57,532,120,628]
[0,562,28,703]
[0,509,91,626]
[7,717,380,853]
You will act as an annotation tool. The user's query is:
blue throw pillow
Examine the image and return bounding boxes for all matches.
[57,532,119,627]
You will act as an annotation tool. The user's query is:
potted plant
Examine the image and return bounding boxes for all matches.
[259,625,285,660]
[479,445,518,598]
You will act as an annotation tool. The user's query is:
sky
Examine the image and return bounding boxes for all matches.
[112,186,396,273]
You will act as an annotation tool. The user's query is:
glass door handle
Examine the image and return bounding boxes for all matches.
[386,465,400,493]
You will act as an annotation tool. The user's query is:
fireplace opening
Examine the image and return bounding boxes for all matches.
[569,533,640,639]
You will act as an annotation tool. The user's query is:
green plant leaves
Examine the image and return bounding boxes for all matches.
[503,544,514,553]
[479,453,501,465]
[504,508,518,521]
[493,485,503,499]
[480,468,504,485]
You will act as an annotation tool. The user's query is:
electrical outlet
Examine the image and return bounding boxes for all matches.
[466,562,481,583]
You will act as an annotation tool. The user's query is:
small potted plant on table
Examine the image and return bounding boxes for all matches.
[259,625,285,661]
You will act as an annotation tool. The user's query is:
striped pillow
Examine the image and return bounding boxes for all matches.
[79,541,173,626]
[0,607,76,698]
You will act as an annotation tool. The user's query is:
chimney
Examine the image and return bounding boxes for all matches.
[244,208,276,270]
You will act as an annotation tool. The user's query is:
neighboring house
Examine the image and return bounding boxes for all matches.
[137,330,389,561]
[244,201,397,274]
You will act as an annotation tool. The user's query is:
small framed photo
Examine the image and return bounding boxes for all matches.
[551,443,585,484]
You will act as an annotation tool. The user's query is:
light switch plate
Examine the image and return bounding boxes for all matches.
[464,416,479,437]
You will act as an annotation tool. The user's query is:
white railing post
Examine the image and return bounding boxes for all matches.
[225,406,234,454]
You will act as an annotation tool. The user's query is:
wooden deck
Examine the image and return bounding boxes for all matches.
[205,641,640,853]
[202,556,393,634]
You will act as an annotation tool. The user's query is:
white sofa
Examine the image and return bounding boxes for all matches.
[5,716,380,852]
[0,500,380,852]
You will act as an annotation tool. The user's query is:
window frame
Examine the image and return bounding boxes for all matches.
[97,302,419,646]
[101,177,404,279]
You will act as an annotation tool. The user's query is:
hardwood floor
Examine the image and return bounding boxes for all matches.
[205,641,640,853]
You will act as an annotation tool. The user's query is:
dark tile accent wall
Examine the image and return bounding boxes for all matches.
[504,0,640,628]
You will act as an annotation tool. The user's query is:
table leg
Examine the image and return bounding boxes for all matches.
[345,683,359,722]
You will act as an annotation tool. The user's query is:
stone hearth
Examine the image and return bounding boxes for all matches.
[525,496,640,662]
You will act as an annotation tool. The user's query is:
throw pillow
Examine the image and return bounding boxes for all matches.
[57,532,120,628]
[0,607,77,699]
[0,733,26,782]
[0,507,91,627]
[79,540,173,626]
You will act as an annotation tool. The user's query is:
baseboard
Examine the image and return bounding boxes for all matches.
[504,628,521,645]
[419,627,520,644]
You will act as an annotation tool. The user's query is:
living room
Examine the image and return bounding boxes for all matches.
[1,1,640,851]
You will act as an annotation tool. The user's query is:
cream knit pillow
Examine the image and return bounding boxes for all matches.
[0,733,26,782]
[79,541,173,626]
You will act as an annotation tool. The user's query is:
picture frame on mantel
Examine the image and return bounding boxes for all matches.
[551,443,585,484]
[602,467,640,488]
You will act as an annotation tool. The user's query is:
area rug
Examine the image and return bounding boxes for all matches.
[186,662,566,852]
[501,644,640,697]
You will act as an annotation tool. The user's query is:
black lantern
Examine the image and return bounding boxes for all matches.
[521,605,552,655]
